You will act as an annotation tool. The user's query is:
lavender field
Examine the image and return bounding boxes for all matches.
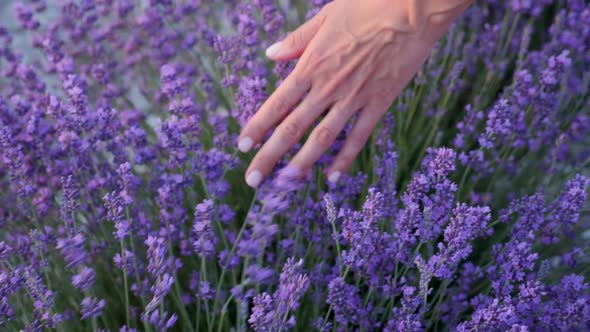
[0,0,589,331]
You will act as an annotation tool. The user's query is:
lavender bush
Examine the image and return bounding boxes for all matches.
[0,0,589,331]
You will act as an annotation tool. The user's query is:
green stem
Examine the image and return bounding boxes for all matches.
[212,190,259,328]
[501,14,521,56]
[165,239,194,332]
[120,238,131,328]
[129,237,153,332]
[202,257,213,332]
[91,317,98,331]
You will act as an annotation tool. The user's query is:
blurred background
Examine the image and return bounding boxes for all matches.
[1,1,58,61]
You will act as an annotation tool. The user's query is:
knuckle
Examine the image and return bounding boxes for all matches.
[310,86,331,103]
[319,81,339,98]
[315,126,336,146]
[339,98,360,117]
[290,73,308,90]
[285,32,302,49]
[302,49,321,67]
[279,120,302,140]
[273,96,291,116]
[374,87,392,101]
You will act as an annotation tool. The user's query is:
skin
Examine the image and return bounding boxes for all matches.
[238,0,473,188]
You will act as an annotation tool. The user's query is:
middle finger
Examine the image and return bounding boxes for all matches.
[244,93,330,188]
[287,98,360,175]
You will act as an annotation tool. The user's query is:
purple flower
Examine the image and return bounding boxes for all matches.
[116,162,139,205]
[384,286,424,332]
[114,249,136,273]
[253,0,285,37]
[245,264,275,285]
[393,148,459,263]
[233,75,268,127]
[145,273,174,313]
[511,0,553,17]
[489,241,538,297]
[145,235,174,277]
[120,326,138,332]
[0,1,588,331]
[249,258,309,331]
[540,274,590,330]
[456,298,518,331]
[432,204,491,279]
[192,199,217,259]
[62,74,88,116]
[374,144,398,219]
[142,235,177,326]
[338,189,397,288]
[56,233,89,268]
[14,2,40,30]
[71,267,95,291]
[249,293,276,332]
[80,297,106,320]
[160,63,189,97]
[544,174,589,240]
[23,267,61,328]
[326,277,366,327]
[143,310,178,331]
[275,258,309,313]
[60,175,79,231]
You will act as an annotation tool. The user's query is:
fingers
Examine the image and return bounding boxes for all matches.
[265,9,327,61]
[326,102,387,183]
[238,73,310,153]
[288,101,358,175]
[244,97,328,188]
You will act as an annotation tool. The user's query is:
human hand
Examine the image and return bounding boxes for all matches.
[238,0,472,188]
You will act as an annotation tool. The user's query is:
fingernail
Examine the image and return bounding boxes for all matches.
[238,137,253,153]
[328,171,341,184]
[246,170,263,188]
[265,42,282,58]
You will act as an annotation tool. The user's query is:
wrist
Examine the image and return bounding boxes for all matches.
[393,0,473,31]
[404,0,472,39]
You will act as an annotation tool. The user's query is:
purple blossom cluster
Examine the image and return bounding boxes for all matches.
[0,0,588,331]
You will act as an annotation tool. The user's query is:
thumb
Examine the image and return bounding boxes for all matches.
[265,11,327,61]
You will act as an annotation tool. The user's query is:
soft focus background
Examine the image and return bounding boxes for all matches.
[0,1,589,332]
